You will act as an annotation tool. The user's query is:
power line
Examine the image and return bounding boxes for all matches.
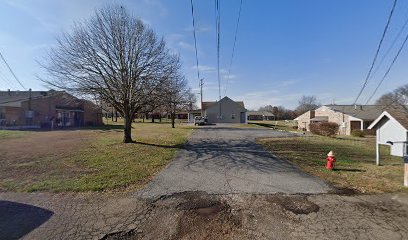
[190,0,205,116]
[0,68,18,89]
[190,0,200,83]
[215,0,221,101]
[224,0,243,97]
[0,50,26,90]
[370,13,408,81]
[365,30,408,104]
[353,0,397,105]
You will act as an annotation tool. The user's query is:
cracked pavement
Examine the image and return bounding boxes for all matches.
[0,192,152,240]
[1,126,408,239]
[1,191,408,239]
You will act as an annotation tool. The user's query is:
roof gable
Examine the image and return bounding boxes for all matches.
[369,106,408,131]
[202,96,246,111]
[294,110,313,121]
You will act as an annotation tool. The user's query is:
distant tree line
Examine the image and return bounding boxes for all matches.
[257,95,320,120]
[257,105,296,120]
[376,84,408,107]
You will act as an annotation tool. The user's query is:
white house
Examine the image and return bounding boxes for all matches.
[368,106,408,165]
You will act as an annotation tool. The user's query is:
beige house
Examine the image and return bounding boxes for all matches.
[294,105,384,135]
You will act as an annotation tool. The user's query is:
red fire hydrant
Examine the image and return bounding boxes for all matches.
[326,151,335,170]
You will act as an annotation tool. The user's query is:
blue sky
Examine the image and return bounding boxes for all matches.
[1,0,408,109]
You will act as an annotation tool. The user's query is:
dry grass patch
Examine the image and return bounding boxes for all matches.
[249,120,299,132]
[0,123,193,192]
[258,136,407,193]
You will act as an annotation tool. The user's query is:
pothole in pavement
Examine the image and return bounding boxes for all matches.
[265,195,320,215]
[101,192,322,239]
[173,192,243,239]
[176,192,226,217]
[332,187,360,196]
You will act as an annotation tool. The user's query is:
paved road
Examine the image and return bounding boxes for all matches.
[136,126,332,199]
[1,191,408,239]
[0,192,151,240]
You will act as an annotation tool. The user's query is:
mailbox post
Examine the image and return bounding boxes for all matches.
[404,155,408,187]
[386,141,408,187]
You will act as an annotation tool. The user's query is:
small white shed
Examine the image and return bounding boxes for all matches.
[368,107,408,165]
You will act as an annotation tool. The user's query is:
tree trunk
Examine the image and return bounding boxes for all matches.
[171,112,175,128]
[142,114,145,123]
[115,111,118,122]
[123,115,133,143]
[151,114,154,123]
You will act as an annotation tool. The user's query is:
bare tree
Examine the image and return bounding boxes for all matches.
[181,88,198,112]
[41,5,180,143]
[257,105,296,120]
[258,105,274,112]
[376,84,408,107]
[164,74,192,128]
[376,92,398,106]
[295,95,320,115]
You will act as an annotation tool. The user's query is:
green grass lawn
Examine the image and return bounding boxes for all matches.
[258,135,407,193]
[0,122,194,192]
[0,130,30,139]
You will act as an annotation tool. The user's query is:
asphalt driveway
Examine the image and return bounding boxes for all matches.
[137,126,332,199]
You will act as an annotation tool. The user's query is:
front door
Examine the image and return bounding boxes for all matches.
[350,121,361,131]
[240,112,246,123]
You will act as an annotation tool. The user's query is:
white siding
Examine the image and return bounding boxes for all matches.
[377,119,407,157]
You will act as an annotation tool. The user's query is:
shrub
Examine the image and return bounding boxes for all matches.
[351,129,365,137]
[309,122,339,137]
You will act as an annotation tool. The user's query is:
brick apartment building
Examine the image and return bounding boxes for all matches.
[0,90,103,128]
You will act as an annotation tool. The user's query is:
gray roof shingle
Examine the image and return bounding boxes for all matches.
[325,105,384,121]
[0,90,61,107]
[385,105,408,130]
[202,96,245,110]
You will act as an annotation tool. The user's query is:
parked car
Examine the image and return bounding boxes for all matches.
[194,116,207,126]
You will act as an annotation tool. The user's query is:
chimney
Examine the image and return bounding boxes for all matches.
[354,104,363,110]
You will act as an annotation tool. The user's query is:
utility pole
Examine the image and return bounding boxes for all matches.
[200,78,204,116]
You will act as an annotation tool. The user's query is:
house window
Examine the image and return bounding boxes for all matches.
[231,114,236,119]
